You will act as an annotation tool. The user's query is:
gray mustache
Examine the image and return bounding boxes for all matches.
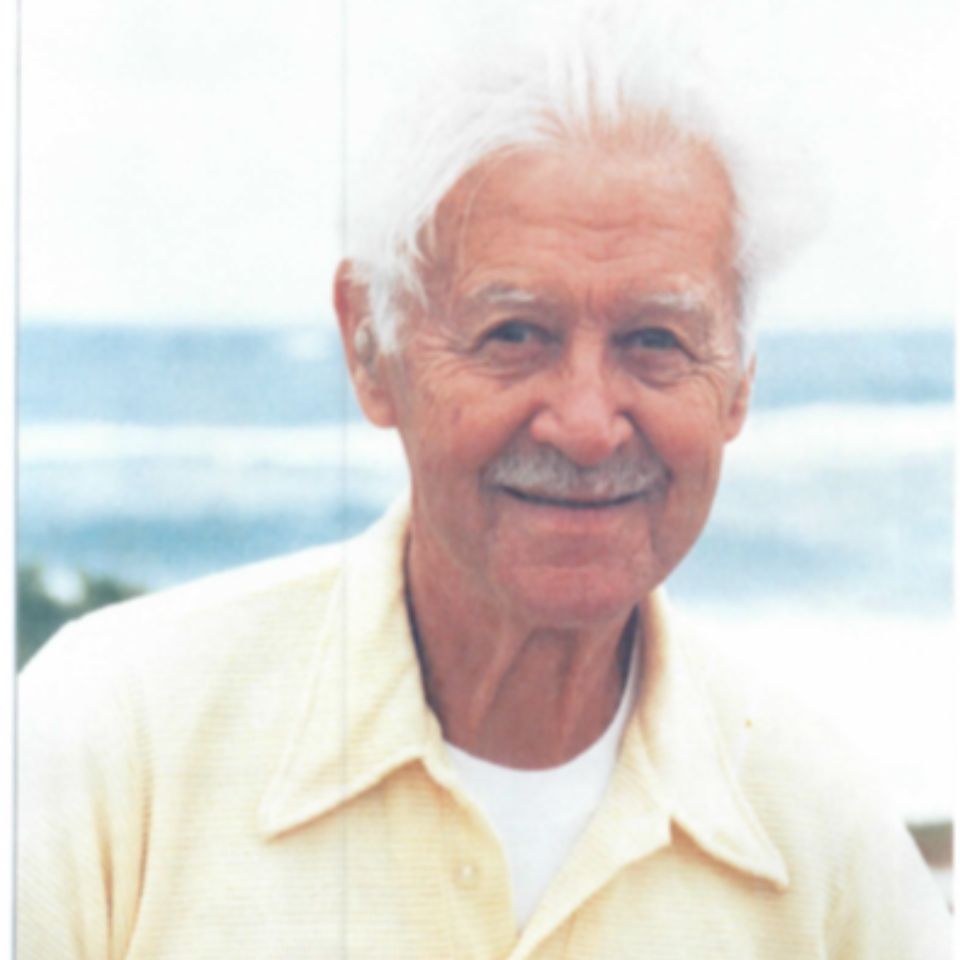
[484,445,667,501]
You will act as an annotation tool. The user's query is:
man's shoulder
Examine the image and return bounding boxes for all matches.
[20,502,410,750]
[20,544,356,732]
[26,542,345,681]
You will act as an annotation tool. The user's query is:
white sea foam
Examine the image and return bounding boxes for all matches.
[727,402,953,473]
[275,328,334,363]
[19,402,953,472]
[19,421,408,472]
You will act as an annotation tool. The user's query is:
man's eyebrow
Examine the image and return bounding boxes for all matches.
[460,284,716,327]
[619,290,712,318]
[461,284,548,310]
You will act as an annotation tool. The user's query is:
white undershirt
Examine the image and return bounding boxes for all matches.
[446,643,639,929]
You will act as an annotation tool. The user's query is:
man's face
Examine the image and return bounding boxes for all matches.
[365,136,752,629]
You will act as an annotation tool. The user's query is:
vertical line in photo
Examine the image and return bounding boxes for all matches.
[336,0,350,955]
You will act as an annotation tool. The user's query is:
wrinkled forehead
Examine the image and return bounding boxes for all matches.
[416,129,740,318]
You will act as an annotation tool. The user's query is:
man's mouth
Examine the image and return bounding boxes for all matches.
[484,444,668,511]
[500,487,651,509]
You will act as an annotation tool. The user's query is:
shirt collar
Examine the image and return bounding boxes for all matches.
[624,594,790,890]
[257,498,442,837]
[257,497,788,891]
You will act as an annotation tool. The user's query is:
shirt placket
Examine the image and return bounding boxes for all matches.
[418,757,518,960]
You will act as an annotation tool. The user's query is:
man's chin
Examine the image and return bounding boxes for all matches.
[495,565,654,632]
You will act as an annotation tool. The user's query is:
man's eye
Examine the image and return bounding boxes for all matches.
[624,327,682,350]
[486,321,542,345]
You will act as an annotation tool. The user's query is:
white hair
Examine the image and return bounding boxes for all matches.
[344,0,822,356]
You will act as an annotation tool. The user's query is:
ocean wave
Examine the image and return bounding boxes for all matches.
[19,421,408,472]
[727,402,953,472]
[20,402,953,471]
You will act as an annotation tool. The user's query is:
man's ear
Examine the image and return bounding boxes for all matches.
[723,354,756,442]
[333,260,398,428]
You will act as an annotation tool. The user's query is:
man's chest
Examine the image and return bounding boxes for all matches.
[124,766,819,960]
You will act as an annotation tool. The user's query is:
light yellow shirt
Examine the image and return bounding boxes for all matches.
[18,500,950,959]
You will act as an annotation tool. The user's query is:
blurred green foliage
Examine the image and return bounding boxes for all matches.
[17,565,142,670]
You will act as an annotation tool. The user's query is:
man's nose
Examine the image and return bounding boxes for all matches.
[528,342,634,467]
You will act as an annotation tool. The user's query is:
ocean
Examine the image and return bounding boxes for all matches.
[16,322,955,820]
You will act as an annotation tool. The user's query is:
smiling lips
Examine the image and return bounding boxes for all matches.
[484,443,668,509]
[501,487,656,509]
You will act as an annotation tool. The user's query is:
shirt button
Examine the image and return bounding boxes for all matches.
[456,862,479,888]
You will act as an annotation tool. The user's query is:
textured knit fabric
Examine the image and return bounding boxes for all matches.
[18,499,951,959]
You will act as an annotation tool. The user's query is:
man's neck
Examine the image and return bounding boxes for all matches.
[405,537,639,769]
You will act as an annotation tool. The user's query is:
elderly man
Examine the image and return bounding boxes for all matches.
[19,4,950,958]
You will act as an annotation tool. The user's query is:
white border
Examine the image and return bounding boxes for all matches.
[2,0,19,950]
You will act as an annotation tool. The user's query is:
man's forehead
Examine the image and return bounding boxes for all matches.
[431,141,732,253]
[411,135,740,341]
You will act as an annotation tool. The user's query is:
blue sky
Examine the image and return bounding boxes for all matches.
[17,0,958,330]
